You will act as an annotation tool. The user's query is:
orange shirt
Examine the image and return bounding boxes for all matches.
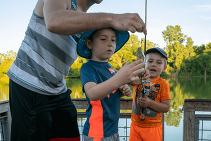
[131,77,171,128]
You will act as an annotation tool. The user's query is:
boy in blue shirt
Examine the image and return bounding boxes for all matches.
[77,27,149,141]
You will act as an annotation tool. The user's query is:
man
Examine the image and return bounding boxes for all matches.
[7,0,147,141]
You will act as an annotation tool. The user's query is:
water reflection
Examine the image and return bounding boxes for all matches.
[0,77,211,140]
[1,77,211,107]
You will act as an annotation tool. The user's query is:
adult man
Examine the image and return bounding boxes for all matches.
[7,0,147,141]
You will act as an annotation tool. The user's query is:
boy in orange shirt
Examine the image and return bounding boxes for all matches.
[129,47,171,141]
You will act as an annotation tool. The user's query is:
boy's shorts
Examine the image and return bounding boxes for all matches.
[129,122,162,141]
[9,79,80,141]
[82,132,119,141]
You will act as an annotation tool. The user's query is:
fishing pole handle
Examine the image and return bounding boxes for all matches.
[140,107,145,121]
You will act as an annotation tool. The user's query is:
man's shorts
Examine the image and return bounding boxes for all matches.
[9,79,80,141]
[129,122,162,141]
[82,132,119,141]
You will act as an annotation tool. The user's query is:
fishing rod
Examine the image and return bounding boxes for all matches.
[137,0,149,121]
[144,0,147,54]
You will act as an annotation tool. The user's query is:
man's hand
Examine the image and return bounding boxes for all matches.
[111,13,147,34]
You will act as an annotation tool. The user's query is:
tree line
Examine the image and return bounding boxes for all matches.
[0,25,211,79]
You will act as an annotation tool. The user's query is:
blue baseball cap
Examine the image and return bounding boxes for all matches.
[146,47,168,60]
[77,28,130,59]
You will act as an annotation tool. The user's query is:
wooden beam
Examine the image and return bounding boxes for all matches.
[0,100,10,114]
[184,99,211,111]
[72,98,133,110]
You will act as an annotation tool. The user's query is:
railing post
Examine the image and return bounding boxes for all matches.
[183,99,211,141]
[0,100,11,141]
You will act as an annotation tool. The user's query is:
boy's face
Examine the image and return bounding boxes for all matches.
[85,28,116,62]
[145,52,167,79]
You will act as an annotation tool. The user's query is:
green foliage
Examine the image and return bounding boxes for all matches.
[1,27,210,79]
[68,56,87,78]
[205,43,211,50]
[0,50,17,79]
[179,51,211,76]
[193,44,205,55]
[162,25,195,75]
[109,34,158,70]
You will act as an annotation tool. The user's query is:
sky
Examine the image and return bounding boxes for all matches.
[0,0,211,54]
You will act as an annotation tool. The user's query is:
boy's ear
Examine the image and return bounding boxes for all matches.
[162,59,167,72]
[162,65,167,72]
[85,39,93,49]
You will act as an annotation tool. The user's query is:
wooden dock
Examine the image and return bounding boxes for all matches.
[3,98,210,141]
[0,98,165,141]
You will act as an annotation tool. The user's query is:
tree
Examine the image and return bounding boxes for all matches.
[180,51,211,76]
[205,43,211,51]
[193,44,205,55]
[162,25,195,75]
[109,34,158,70]
[67,56,86,78]
[0,51,17,79]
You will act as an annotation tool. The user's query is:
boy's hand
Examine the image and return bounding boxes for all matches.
[138,95,151,107]
[119,84,131,97]
[116,60,145,85]
[130,68,150,85]
[142,69,150,81]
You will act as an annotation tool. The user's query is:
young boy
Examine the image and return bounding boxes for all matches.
[77,27,149,141]
[129,47,171,141]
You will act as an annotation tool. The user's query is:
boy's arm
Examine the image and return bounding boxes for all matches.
[119,84,132,98]
[84,75,132,101]
[84,60,145,101]
[140,97,171,113]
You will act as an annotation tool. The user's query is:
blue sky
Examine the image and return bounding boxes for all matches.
[0,0,211,53]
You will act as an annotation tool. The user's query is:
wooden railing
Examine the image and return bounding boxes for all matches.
[0,100,11,141]
[72,98,164,141]
[0,98,165,141]
[183,99,211,141]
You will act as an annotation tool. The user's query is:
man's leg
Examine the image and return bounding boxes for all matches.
[50,89,80,141]
[9,79,56,141]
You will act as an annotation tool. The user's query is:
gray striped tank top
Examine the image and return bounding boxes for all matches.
[7,1,80,95]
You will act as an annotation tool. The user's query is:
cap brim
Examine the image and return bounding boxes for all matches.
[146,48,168,60]
[77,28,130,59]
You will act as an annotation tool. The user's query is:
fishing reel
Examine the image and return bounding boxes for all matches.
[139,80,156,120]
[142,80,156,97]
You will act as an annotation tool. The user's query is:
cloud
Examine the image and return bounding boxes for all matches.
[194,4,211,10]
[200,15,211,20]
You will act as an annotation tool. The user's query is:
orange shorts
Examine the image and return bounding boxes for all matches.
[129,122,162,141]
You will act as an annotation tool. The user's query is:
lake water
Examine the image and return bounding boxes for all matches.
[1,77,211,140]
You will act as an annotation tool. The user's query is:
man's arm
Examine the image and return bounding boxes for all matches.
[34,0,147,35]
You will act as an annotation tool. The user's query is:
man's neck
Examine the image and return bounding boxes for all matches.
[76,0,95,12]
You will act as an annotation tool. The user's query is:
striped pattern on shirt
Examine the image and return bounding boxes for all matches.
[7,0,80,95]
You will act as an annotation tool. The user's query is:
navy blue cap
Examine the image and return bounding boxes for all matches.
[145,47,168,60]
